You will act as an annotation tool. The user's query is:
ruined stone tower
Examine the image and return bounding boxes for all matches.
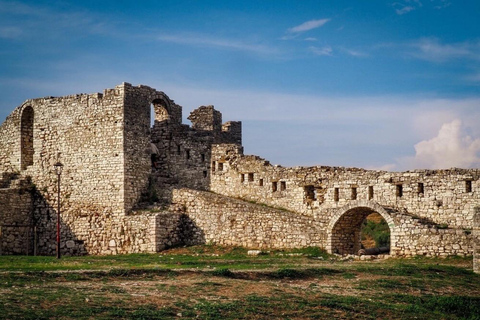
[0,83,478,265]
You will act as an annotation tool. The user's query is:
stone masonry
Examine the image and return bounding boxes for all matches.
[0,83,478,271]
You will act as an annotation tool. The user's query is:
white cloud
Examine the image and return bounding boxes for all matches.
[433,0,451,9]
[342,48,368,57]
[396,6,415,15]
[287,19,330,34]
[410,38,476,62]
[399,120,480,169]
[309,46,332,56]
[156,33,277,55]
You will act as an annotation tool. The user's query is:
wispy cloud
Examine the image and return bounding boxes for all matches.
[396,6,415,15]
[282,19,330,40]
[287,19,330,34]
[433,0,451,10]
[392,0,451,15]
[393,0,422,15]
[341,48,369,57]
[309,46,332,56]
[156,33,277,55]
[0,26,22,39]
[409,38,480,62]
[0,1,115,40]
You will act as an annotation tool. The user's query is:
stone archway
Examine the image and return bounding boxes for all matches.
[151,98,170,123]
[326,200,396,255]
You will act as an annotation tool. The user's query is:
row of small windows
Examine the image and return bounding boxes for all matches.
[330,180,473,202]
[239,172,287,192]
[176,146,206,163]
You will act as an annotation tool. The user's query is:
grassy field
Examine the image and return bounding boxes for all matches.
[0,246,479,319]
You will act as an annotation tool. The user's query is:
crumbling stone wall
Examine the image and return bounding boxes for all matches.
[0,83,242,255]
[150,104,242,198]
[0,82,477,259]
[171,188,325,248]
[210,144,479,229]
[209,144,477,256]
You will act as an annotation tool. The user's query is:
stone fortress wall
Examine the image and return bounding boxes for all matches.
[0,83,479,271]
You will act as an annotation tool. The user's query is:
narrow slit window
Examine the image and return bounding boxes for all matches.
[351,187,357,200]
[280,181,286,191]
[212,161,216,172]
[177,145,181,155]
[259,179,264,186]
[186,149,190,160]
[368,186,374,200]
[203,170,207,178]
[396,184,403,197]
[241,174,245,182]
[201,153,205,162]
[466,180,472,193]
[334,188,339,202]
[218,162,223,171]
[418,183,424,195]
[272,181,278,192]
[248,173,254,182]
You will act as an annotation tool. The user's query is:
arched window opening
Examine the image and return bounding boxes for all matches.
[21,106,34,170]
[151,99,170,126]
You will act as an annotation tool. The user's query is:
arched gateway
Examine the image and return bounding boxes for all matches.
[326,200,396,255]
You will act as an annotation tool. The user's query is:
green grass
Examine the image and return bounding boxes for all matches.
[0,246,478,319]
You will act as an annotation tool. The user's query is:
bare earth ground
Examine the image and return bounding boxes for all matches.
[0,246,479,319]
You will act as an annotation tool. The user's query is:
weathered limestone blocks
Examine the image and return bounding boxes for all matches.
[210,145,479,229]
[474,207,480,273]
[0,186,34,255]
[0,82,477,260]
[171,188,326,249]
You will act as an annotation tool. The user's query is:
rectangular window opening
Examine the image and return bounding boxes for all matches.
[272,181,278,192]
[259,179,264,187]
[466,180,472,193]
[418,183,424,195]
[201,153,205,162]
[248,173,254,182]
[396,184,403,197]
[211,161,216,172]
[241,174,245,183]
[351,187,357,200]
[280,181,286,191]
[186,149,190,160]
[304,185,316,201]
[218,162,223,171]
[334,188,339,202]
[203,170,207,178]
[368,186,374,200]
[177,145,181,155]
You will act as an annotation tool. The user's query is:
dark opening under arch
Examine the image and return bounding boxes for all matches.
[330,206,391,255]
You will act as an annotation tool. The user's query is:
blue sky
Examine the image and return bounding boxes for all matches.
[1,0,479,170]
